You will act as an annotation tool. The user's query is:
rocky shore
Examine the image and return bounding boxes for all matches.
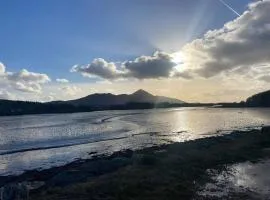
[1,127,270,200]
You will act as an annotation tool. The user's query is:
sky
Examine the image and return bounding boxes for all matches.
[1,0,270,103]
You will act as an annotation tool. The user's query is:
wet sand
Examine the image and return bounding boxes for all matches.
[1,127,270,200]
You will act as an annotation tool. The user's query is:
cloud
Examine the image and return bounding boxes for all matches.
[71,51,178,80]
[70,0,270,83]
[61,86,82,96]
[180,0,270,79]
[56,78,69,83]
[173,70,193,79]
[6,69,50,93]
[0,90,15,100]
[123,51,176,79]
[12,82,42,93]
[71,58,122,80]
[0,62,5,74]
[0,63,83,101]
[0,63,51,95]
[3,0,270,103]
[72,0,270,83]
[259,75,270,82]
[7,69,50,83]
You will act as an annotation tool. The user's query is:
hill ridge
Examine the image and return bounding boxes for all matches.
[63,89,185,106]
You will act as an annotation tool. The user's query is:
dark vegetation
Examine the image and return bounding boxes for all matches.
[246,89,270,107]
[1,127,270,199]
[0,100,95,116]
[0,99,246,116]
[0,99,245,116]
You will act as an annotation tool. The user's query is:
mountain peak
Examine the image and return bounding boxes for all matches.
[64,89,185,106]
[132,89,152,96]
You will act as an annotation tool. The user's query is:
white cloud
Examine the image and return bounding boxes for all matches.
[0,63,51,98]
[71,51,178,80]
[56,78,69,83]
[6,69,50,93]
[71,0,268,83]
[71,0,270,82]
[0,90,15,100]
[61,85,82,96]
[12,82,42,93]
[7,69,50,83]
[71,58,123,80]
[0,73,85,101]
[180,0,270,79]
[0,62,5,74]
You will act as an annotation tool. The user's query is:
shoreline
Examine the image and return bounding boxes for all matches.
[0,105,259,117]
[1,127,270,199]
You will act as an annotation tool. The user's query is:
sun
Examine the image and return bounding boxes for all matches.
[172,51,183,64]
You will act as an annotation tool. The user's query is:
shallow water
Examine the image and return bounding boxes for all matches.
[198,159,270,199]
[0,107,270,175]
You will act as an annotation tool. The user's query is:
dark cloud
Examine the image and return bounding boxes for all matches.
[123,51,176,79]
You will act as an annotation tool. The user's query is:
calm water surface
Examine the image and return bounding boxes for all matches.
[0,107,270,175]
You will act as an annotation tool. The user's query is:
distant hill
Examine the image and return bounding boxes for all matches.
[3,88,270,116]
[0,90,186,116]
[0,99,92,116]
[246,90,270,107]
[56,89,185,107]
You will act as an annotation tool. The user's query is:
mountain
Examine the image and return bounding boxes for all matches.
[61,89,185,107]
[0,90,186,116]
[246,90,270,107]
